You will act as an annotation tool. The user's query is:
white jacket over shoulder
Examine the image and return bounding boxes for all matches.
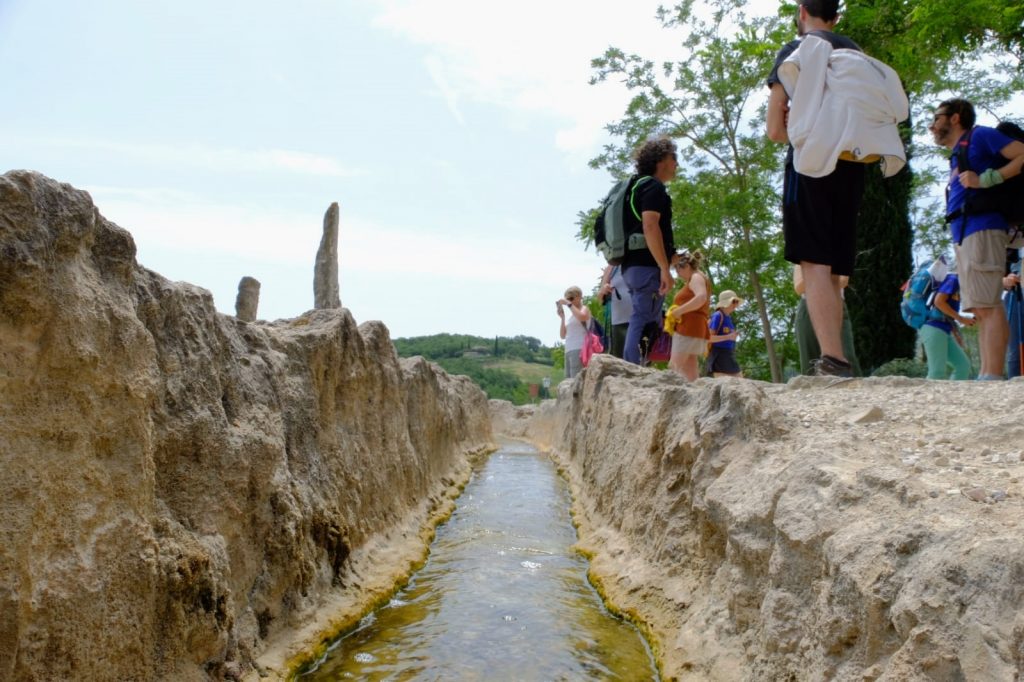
[778,34,909,178]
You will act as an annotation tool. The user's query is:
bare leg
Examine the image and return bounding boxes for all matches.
[974,305,1008,377]
[801,261,845,361]
[680,354,699,381]
[669,349,686,378]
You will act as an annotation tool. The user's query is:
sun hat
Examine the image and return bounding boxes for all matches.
[715,290,744,309]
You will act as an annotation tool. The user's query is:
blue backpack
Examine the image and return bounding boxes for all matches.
[900,261,946,329]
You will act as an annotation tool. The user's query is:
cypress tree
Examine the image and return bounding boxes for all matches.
[846,151,916,374]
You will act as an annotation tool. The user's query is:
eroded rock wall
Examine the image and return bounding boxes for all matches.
[0,171,492,681]
[505,354,1024,681]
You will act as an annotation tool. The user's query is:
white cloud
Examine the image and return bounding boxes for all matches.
[86,186,324,264]
[424,54,466,126]
[15,136,362,178]
[86,187,603,291]
[371,0,781,160]
[82,186,605,342]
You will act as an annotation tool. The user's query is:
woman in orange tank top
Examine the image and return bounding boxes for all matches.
[668,249,710,381]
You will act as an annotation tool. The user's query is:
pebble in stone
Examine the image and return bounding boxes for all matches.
[929,490,940,498]
[1006,452,1022,464]
[980,447,993,458]
[991,490,1008,502]
[848,406,885,424]
[934,455,950,467]
[963,487,988,502]
[990,453,1003,464]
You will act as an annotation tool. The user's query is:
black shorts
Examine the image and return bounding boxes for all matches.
[706,347,741,375]
[782,159,866,277]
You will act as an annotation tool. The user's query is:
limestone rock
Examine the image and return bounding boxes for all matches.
[313,202,340,309]
[498,353,1024,681]
[0,172,492,681]
[234,276,261,321]
[848,405,885,424]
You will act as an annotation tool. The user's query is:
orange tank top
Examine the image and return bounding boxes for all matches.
[673,278,710,339]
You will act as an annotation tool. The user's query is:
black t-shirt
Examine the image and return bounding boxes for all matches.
[622,176,674,271]
[766,31,862,166]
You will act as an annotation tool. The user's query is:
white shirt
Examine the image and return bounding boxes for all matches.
[564,310,587,352]
[779,34,909,178]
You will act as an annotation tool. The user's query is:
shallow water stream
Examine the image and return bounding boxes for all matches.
[301,440,657,680]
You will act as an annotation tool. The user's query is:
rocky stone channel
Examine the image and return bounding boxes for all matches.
[494,356,1024,680]
[4,171,1023,681]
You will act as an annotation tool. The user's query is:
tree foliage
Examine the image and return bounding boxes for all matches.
[840,0,1023,370]
[583,0,795,381]
[583,0,1022,378]
[393,333,559,405]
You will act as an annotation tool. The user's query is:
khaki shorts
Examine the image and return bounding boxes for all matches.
[955,229,1007,310]
[672,334,706,356]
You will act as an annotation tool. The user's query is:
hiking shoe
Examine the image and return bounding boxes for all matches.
[812,355,853,378]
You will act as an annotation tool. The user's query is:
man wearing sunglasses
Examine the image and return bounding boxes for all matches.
[930,99,1024,380]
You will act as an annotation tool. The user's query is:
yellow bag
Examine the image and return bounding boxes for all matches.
[663,305,678,334]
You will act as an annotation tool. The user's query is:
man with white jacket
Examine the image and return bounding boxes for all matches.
[765,0,866,378]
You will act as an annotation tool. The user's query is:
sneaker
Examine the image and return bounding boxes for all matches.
[976,373,1005,381]
[812,354,853,378]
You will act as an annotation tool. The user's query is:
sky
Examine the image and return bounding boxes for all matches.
[0,0,785,346]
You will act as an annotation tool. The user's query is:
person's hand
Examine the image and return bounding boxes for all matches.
[729,331,739,340]
[957,314,976,327]
[672,306,684,320]
[658,267,673,296]
[1003,274,1020,290]
[958,170,981,189]
[556,301,565,317]
[598,283,612,298]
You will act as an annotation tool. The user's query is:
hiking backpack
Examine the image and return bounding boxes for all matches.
[900,260,947,329]
[948,120,1024,231]
[594,175,651,265]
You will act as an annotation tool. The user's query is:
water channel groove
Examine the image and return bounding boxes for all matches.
[300,440,658,681]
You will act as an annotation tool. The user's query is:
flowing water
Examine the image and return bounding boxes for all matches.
[300,440,658,681]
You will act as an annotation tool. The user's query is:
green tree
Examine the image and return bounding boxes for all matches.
[584,0,794,381]
[840,0,1024,369]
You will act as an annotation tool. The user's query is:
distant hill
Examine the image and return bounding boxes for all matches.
[393,334,562,404]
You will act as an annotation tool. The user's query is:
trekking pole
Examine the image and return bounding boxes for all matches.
[1016,282,1023,376]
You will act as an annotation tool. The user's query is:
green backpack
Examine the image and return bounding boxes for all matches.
[594,175,651,265]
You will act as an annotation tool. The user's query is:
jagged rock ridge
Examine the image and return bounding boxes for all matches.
[0,171,492,681]
[498,354,1024,680]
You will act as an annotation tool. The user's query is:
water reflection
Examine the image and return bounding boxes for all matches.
[301,441,657,681]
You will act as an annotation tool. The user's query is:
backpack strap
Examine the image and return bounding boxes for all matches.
[947,128,976,245]
[628,176,653,222]
[713,311,726,335]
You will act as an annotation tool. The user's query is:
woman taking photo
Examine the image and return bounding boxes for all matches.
[557,286,591,379]
[668,250,710,381]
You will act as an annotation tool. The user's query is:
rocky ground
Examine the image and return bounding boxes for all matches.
[494,357,1024,680]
